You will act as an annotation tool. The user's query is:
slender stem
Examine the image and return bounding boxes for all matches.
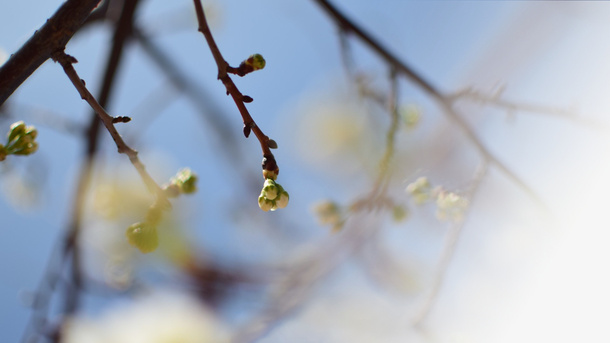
[192,0,276,172]
[54,51,167,204]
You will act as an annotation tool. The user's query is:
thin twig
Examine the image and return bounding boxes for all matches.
[313,0,544,208]
[192,0,278,175]
[53,52,167,203]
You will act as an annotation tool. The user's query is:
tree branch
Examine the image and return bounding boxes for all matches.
[192,0,279,176]
[313,0,544,206]
[53,51,167,202]
[0,0,102,106]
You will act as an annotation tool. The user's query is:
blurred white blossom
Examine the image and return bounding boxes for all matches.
[62,291,228,343]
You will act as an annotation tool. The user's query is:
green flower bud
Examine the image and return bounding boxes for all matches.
[5,122,38,156]
[7,121,26,144]
[171,168,198,194]
[406,177,432,205]
[245,54,266,71]
[125,222,159,253]
[12,141,38,155]
[276,191,289,209]
[263,178,279,200]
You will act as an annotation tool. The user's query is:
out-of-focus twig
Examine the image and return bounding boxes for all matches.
[313,0,544,208]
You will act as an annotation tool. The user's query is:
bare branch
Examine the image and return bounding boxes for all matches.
[53,51,167,202]
[0,0,102,105]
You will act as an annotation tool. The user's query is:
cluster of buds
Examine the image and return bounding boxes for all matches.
[435,191,469,222]
[0,121,38,161]
[126,168,198,253]
[405,177,432,205]
[406,176,468,222]
[258,178,289,212]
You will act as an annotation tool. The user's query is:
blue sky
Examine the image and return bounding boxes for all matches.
[2,1,610,342]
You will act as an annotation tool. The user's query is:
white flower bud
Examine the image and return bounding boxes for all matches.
[276,191,289,209]
[258,195,274,212]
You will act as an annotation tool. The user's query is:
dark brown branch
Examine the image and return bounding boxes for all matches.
[192,0,278,176]
[0,0,102,106]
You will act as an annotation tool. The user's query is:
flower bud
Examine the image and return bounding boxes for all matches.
[406,177,431,205]
[12,142,38,155]
[258,195,274,212]
[125,222,159,253]
[435,191,468,222]
[263,178,279,200]
[7,121,26,144]
[276,191,289,209]
[170,168,198,194]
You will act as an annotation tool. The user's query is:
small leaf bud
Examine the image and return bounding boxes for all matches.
[245,54,266,71]
[235,54,267,76]
[170,168,198,194]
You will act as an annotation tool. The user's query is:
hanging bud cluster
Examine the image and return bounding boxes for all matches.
[126,168,198,253]
[258,178,289,212]
[0,121,38,161]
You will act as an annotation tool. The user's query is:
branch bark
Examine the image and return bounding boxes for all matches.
[0,0,102,106]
